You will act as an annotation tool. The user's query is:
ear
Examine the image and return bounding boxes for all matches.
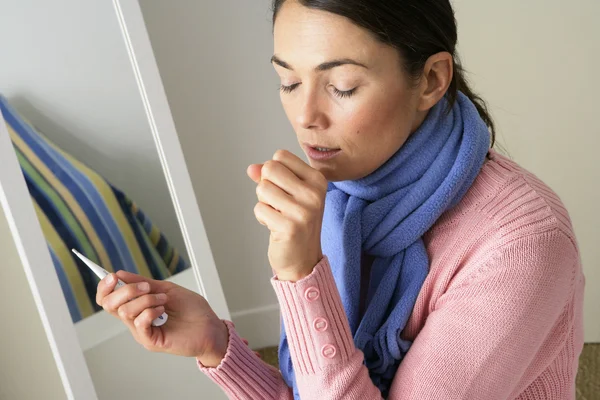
[417,52,454,111]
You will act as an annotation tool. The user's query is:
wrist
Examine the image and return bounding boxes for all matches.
[197,319,229,368]
[276,256,321,282]
[276,269,312,282]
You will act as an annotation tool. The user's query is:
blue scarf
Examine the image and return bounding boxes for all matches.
[279,92,491,398]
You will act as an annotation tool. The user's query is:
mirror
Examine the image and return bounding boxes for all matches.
[0,0,229,399]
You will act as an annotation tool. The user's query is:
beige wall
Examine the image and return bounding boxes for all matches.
[140,0,288,331]
[0,208,66,400]
[454,0,599,341]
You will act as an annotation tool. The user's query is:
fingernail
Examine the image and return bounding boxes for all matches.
[156,293,167,301]
[156,306,165,313]
[138,282,150,291]
[105,274,114,284]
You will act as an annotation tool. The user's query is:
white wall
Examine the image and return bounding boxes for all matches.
[0,207,67,400]
[83,330,226,400]
[0,0,188,269]
[454,0,599,342]
[139,0,290,348]
[141,0,598,344]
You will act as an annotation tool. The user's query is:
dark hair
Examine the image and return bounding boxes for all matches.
[272,0,496,146]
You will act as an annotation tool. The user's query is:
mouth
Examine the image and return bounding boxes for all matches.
[303,143,342,162]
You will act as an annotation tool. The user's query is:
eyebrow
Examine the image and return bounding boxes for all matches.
[270,55,368,71]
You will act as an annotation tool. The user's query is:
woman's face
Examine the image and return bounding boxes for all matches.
[272,1,427,182]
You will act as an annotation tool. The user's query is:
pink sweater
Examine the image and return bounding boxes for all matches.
[199,150,585,399]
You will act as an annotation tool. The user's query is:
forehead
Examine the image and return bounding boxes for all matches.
[273,2,379,68]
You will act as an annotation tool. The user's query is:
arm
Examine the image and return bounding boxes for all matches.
[387,229,580,399]
[198,320,293,399]
[199,230,579,400]
[271,257,383,399]
[196,256,377,400]
[272,230,579,399]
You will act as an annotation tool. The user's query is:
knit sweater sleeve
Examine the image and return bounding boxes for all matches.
[197,320,293,399]
[197,257,382,400]
[388,229,579,399]
[199,229,578,400]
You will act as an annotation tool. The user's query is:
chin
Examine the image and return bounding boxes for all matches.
[312,166,350,183]
[304,156,365,182]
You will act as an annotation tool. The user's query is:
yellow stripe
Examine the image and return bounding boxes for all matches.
[132,202,160,246]
[32,199,95,319]
[168,251,180,274]
[148,225,161,246]
[43,134,151,278]
[9,127,114,273]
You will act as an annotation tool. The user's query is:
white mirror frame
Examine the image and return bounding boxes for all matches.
[0,0,230,398]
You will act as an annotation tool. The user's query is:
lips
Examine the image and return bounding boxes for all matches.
[305,143,340,151]
[303,143,342,161]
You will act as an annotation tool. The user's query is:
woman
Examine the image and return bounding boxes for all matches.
[96,0,585,398]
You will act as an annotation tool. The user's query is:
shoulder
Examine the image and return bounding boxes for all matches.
[425,149,582,286]
[432,149,578,245]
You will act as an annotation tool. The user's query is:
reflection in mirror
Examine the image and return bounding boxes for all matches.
[0,1,230,399]
[0,95,188,326]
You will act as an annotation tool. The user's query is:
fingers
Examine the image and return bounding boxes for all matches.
[115,270,169,292]
[96,273,118,307]
[256,179,296,214]
[249,150,327,228]
[260,159,304,197]
[247,164,263,183]
[247,150,328,191]
[100,281,151,315]
[134,306,166,346]
[273,150,327,190]
[254,201,291,232]
[117,293,168,322]
[114,270,150,283]
[249,151,327,207]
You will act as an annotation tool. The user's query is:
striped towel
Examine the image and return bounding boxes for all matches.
[0,95,189,323]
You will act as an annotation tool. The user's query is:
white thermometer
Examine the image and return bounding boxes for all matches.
[71,249,168,327]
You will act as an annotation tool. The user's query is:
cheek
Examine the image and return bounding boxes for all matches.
[340,101,399,148]
[339,95,415,170]
[280,97,297,125]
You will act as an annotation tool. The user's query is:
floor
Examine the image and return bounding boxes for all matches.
[256,343,599,399]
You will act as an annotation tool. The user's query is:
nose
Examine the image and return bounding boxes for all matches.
[296,90,328,131]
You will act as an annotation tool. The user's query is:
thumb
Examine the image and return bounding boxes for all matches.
[247,164,263,183]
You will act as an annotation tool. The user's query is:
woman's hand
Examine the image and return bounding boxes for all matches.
[248,149,328,282]
[96,271,229,367]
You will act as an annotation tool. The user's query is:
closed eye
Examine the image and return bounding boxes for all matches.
[280,83,300,94]
[333,87,357,99]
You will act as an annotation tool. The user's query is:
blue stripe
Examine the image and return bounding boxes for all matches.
[141,212,153,234]
[1,99,137,273]
[25,176,100,302]
[15,144,91,262]
[112,187,167,280]
[48,246,83,323]
[156,235,168,257]
[173,256,187,274]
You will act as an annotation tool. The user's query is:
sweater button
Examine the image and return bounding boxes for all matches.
[321,344,337,359]
[304,287,320,302]
[313,317,328,332]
